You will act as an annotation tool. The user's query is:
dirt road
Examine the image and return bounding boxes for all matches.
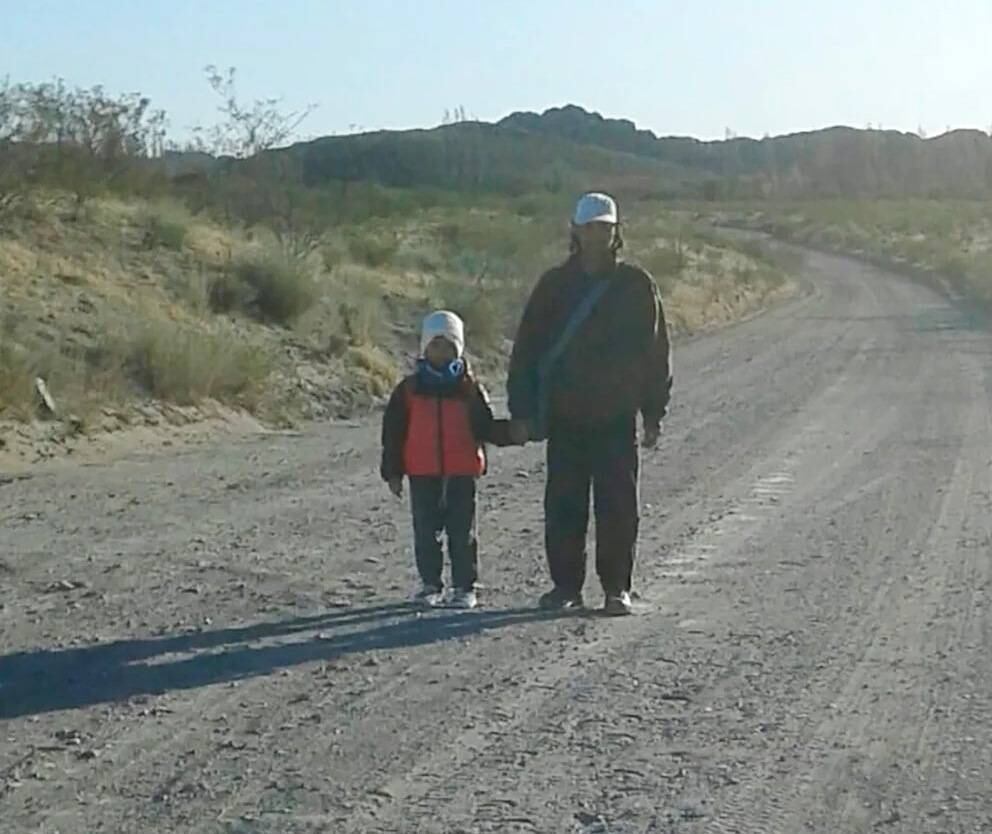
[2,247,991,833]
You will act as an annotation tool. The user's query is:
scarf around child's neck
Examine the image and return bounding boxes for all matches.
[416,356,467,392]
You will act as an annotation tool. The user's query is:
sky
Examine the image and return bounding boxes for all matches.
[4,0,992,143]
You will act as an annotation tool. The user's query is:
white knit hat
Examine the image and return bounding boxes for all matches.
[420,310,465,357]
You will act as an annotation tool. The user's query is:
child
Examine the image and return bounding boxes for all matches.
[381,310,525,609]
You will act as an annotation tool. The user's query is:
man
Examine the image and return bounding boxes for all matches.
[507,192,673,616]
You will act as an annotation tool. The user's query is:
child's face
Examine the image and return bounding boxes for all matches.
[425,336,458,368]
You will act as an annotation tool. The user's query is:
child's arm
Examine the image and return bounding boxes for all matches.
[470,382,525,447]
[381,380,409,483]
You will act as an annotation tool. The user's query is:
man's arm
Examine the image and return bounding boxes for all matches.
[380,380,409,481]
[640,281,673,431]
[507,269,557,421]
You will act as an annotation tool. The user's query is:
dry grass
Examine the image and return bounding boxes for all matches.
[625,214,790,334]
[0,194,278,422]
[139,203,190,251]
[0,190,795,428]
[220,251,319,324]
[345,345,400,398]
[123,320,271,407]
[0,342,34,420]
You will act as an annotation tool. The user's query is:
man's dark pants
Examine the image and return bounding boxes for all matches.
[544,414,639,595]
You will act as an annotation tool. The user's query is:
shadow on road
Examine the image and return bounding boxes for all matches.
[0,601,558,719]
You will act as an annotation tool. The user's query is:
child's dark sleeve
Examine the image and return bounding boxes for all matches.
[470,382,517,447]
[380,380,409,480]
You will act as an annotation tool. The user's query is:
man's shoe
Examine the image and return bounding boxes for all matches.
[538,587,584,611]
[412,584,445,607]
[603,590,634,616]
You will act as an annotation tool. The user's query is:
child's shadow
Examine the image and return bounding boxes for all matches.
[0,602,560,719]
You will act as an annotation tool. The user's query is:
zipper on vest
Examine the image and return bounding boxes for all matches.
[435,395,445,476]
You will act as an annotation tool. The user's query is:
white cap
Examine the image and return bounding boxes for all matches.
[572,192,618,226]
[420,310,465,357]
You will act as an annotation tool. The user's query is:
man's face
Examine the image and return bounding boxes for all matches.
[573,221,615,256]
[425,336,458,368]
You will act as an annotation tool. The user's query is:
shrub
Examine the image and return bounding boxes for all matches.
[211,251,318,324]
[139,202,190,250]
[124,320,270,406]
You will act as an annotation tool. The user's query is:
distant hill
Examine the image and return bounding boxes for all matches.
[503,105,992,199]
[180,105,992,201]
[284,120,705,199]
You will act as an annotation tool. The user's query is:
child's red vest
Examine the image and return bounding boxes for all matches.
[402,380,486,477]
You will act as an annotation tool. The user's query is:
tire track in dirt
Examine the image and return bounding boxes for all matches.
[704,315,992,833]
[29,270,843,828]
[6,249,992,833]
[206,325,882,833]
[337,321,914,833]
[329,262,990,834]
[9,296,855,833]
[0,251,867,833]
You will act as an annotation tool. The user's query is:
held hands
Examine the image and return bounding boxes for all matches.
[508,419,532,445]
[641,421,662,449]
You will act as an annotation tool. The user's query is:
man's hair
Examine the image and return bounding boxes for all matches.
[569,224,624,256]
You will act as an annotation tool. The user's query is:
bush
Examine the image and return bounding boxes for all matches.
[124,321,270,406]
[0,321,132,422]
[459,293,503,351]
[345,345,398,398]
[208,269,256,315]
[140,202,190,250]
[293,264,388,356]
[334,264,388,347]
[237,253,318,324]
[211,251,318,324]
[642,245,688,278]
[347,231,399,267]
[0,341,33,418]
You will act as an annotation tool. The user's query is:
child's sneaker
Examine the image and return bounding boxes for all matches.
[412,584,445,607]
[448,588,478,609]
